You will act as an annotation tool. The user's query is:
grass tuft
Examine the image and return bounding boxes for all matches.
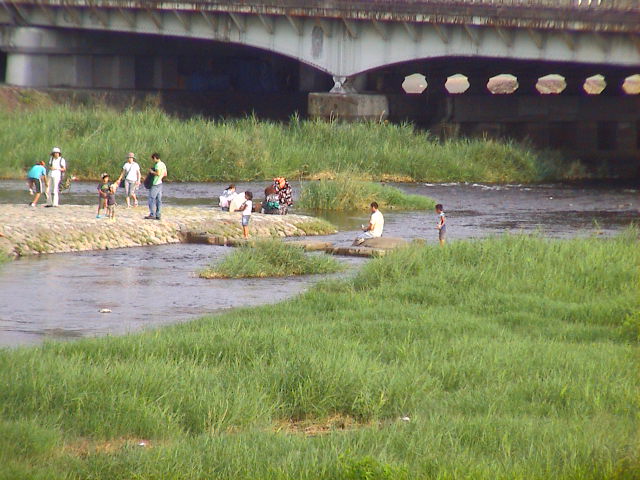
[299,176,435,211]
[199,239,344,278]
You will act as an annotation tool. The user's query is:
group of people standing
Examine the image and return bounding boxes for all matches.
[96,152,167,220]
[27,149,167,221]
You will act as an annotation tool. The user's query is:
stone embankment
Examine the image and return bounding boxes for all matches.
[0,205,336,258]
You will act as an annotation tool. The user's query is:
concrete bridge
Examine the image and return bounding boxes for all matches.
[0,0,639,173]
[1,0,638,90]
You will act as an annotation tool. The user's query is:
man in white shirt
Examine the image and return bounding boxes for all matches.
[46,147,66,207]
[116,152,141,208]
[354,202,384,245]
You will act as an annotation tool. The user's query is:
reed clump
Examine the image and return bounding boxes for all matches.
[0,231,637,479]
[298,176,435,210]
[199,239,344,278]
[0,105,576,183]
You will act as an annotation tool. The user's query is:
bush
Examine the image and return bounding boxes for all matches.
[299,176,435,211]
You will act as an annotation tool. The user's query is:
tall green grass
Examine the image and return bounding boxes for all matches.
[0,232,637,479]
[0,105,576,183]
[299,176,435,211]
[199,240,344,278]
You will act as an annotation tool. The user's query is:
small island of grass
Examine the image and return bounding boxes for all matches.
[299,176,435,211]
[199,240,345,278]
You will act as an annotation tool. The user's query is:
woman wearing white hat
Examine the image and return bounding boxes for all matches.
[46,147,66,207]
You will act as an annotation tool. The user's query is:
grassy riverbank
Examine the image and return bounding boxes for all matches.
[0,104,582,183]
[1,232,638,479]
[299,177,435,211]
[199,240,343,278]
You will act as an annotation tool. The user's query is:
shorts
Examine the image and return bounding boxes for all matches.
[124,180,138,197]
[28,177,43,194]
[241,215,251,227]
[438,226,446,241]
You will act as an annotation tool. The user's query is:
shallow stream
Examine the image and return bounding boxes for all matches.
[0,179,637,346]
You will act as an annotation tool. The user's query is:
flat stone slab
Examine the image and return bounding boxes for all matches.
[360,237,408,249]
[287,240,335,251]
[330,246,387,257]
[0,204,336,257]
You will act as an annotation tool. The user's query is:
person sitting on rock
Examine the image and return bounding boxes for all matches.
[354,202,384,246]
[274,177,293,215]
[261,185,280,214]
[219,184,237,212]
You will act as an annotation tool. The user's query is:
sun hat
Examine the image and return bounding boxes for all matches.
[51,147,61,154]
[126,152,136,159]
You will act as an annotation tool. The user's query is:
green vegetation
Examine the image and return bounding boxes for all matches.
[299,175,435,210]
[199,240,344,278]
[0,103,581,183]
[1,231,637,479]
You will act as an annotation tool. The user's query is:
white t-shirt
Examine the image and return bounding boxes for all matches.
[49,157,66,177]
[370,210,384,237]
[242,200,253,216]
[122,161,141,182]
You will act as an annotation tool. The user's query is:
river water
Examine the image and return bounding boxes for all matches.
[0,179,637,347]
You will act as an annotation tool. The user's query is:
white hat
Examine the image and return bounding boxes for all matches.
[51,147,61,154]
[126,152,136,159]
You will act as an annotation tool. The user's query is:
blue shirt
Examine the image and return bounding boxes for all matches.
[28,164,46,179]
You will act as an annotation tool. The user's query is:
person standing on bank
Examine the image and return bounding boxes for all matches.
[116,152,141,208]
[46,147,66,207]
[145,153,167,221]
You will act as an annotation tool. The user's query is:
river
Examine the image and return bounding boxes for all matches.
[0,179,637,346]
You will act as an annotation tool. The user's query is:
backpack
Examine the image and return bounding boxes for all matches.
[143,172,154,189]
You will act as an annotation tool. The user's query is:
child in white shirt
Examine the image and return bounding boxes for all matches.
[435,203,446,246]
[236,191,253,239]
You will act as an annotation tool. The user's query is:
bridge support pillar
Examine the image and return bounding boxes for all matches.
[308,92,388,121]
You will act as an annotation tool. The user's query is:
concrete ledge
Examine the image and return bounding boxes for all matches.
[0,205,336,257]
[308,93,388,121]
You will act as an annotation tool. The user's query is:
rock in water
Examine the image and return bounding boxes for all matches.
[360,237,408,250]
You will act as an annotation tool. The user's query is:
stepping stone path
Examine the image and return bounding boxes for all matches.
[0,204,336,258]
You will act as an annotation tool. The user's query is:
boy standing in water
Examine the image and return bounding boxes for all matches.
[97,174,110,218]
[435,203,446,246]
[236,191,253,239]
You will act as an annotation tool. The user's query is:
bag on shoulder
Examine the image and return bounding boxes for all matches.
[143,173,154,189]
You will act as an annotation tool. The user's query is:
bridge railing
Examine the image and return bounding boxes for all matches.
[191,0,638,10]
